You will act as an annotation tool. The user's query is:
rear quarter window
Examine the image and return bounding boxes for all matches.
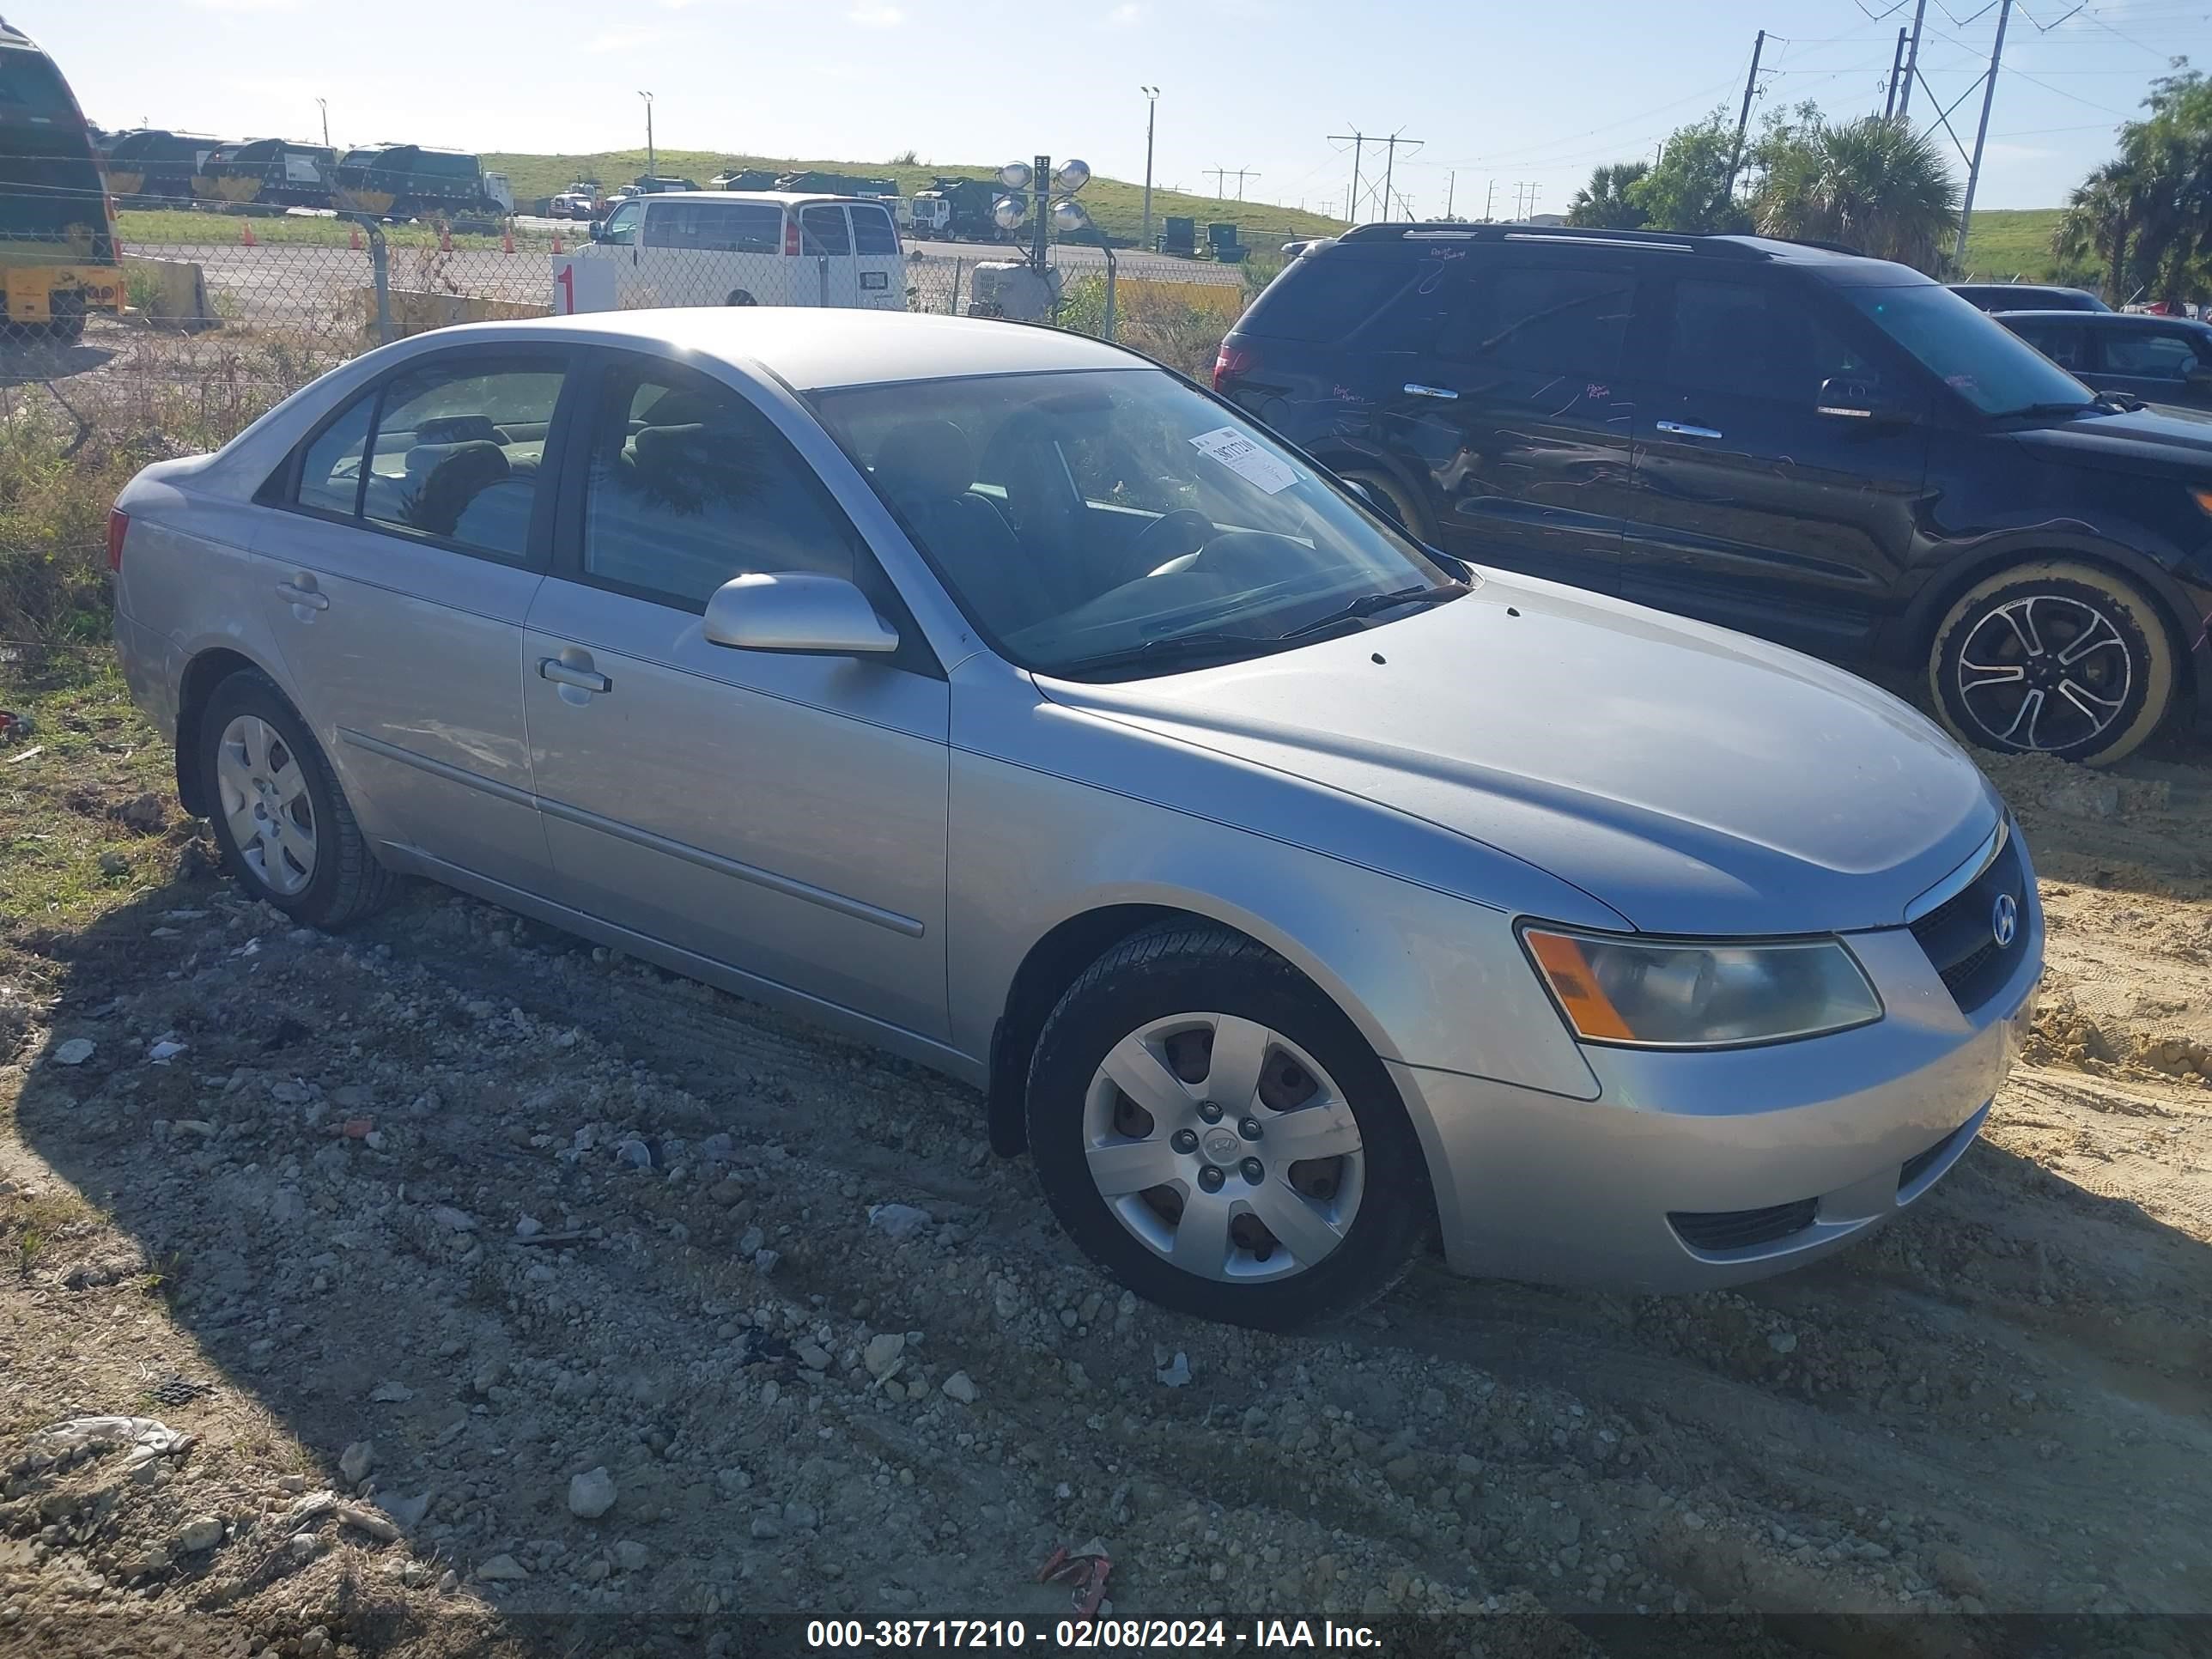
[1232,253,1414,343]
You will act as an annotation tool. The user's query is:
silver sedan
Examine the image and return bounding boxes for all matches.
[109,309,2041,1328]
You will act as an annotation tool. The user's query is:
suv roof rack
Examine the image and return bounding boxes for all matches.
[1334,223,1864,262]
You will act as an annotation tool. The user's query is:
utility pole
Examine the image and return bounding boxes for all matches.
[1444,170,1455,219]
[1885,27,1908,116]
[1484,179,1494,221]
[1954,0,2014,266]
[1379,131,1423,223]
[1329,130,1367,225]
[1899,0,1929,116]
[1233,167,1260,199]
[1721,30,1765,210]
[638,90,655,179]
[315,97,330,149]
[1139,87,1159,246]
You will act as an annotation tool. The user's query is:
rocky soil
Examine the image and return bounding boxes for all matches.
[0,739,2207,1656]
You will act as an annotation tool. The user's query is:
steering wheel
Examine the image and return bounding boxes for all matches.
[1136,509,1219,578]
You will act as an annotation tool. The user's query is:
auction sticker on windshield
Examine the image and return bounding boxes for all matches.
[1189,427,1299,494]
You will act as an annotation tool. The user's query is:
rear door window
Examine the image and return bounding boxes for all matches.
[2008,319,2092,371]
[2103,330,2203,380]
[358,356,567,562]
[1437,264,1634,379]
[1659,276,1876,404]
[799,205,851,256]
[851,204,899,253]
[295,393,375,518]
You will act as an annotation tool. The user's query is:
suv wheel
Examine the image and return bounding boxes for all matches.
[1337,468,1435,544]
[1025,926,1430,1330]
[1929,560,2175,765]
[199,671,398,928]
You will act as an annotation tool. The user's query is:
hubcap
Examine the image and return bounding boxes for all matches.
[1081,1013,1364,1284]
[215,714,317,896]
[1955,593,2132,752]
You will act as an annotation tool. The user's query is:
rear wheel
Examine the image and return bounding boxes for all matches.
[1336,467,1436,545]
[726,290,757,307]
[1928,560,2175,765]
[1025,926,1430,1330]
[198,672,397,928]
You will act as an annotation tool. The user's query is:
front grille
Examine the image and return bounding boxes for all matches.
[1910,832,2027,1015]
[1669,1199,1819,1254]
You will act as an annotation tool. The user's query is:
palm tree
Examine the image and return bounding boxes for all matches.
[1752,115,1960,273]
[2055,160,2141,304]
[1566,161,1650,229]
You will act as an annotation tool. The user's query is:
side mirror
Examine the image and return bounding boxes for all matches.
[587,220,605,241]
[702,573,898,656]
[1341,477,1406,529]
[1815,375,1905,424]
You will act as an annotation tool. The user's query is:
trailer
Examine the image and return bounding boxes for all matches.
[191,138,337,210]
[332,144,506,220]
[100,128,217,204]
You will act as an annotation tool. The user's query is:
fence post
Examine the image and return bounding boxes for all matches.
[358,218,394,346]
[951,259,963,318]
[818,254,830,307]
[1103,244,1117,343]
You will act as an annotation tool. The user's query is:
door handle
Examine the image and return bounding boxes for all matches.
[538,657,611,694]
[1655,420,1724,440]
[274,580,329,611]
[1403,382,1459,400]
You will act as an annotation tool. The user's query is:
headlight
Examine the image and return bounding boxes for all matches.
[1522,927,1881,1048]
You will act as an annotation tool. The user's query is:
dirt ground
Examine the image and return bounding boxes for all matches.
[0,675,2209,1657]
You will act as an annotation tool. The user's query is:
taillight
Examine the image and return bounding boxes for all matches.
[106,507,128,573]
[1212,340,1255,391]
[784,217,801,257]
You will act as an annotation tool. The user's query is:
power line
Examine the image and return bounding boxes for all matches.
[1205,165,1261,199]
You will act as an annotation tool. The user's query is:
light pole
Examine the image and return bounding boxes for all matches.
[1139,87,1159,248]
[638,90,655,181]
[315,97,329,149]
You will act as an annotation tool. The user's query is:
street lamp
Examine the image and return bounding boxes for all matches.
[314,96,329,149]
[638,90,655,181]
[1139,87,1159,248]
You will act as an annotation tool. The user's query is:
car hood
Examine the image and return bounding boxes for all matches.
[2012,402,2212,467]
[1035,577,2002,936]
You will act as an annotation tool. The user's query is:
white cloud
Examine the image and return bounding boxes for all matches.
[189,0,301,11]
[1106,2,1146,21]
[588,27,666,51]
[848,3,904,24]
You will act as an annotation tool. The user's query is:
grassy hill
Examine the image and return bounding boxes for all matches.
[483,149,1346,247]
[1959,208,2069,283]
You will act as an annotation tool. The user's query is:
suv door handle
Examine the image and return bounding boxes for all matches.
[1655,420,1724,440]
[1403,382,1459,400]
[538,657,611,694]
[274,580,329,611]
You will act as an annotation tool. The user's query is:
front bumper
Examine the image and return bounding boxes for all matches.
[1391,863,2043,1292]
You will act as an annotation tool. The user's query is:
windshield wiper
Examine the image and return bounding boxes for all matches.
[1280,581,1468,640]
[1997,394,2135,419]
[2089,389,2145,413]
[1047,629,1281,678]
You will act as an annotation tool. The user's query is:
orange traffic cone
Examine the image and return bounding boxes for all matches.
[349,223,363,251]
[240,219,257,246]
[551,234,563,254]
[439,222,453,253]
[501,228,514,254]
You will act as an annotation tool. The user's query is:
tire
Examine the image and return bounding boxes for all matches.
[1337,466,1437,545]
[198,671,398,928]
[1025,925,1431,1331]
[1927,559,2177,765]
[726,290,757,307]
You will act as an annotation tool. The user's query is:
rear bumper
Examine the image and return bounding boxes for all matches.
[1391,862,2043,1291]
[112,609,180,744]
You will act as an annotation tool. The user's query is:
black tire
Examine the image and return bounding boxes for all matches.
[1928,559,2176,765]
[726,290,757,307]
[1026,925,1431,1331]
[198,670,398,928]
[1337,466,1437,545]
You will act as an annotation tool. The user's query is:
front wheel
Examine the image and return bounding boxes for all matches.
[1928,560,2176,765]
[726,290,757,307]
[1026,926,1430,1330]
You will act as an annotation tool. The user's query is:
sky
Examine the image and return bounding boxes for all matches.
[37,0,2212,216]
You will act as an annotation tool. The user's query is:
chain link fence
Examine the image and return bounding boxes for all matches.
[0,215,1266,654]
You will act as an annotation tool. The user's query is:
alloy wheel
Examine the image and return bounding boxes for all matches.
[216,714,317,896]
[1080,1012,1364,1283]
[1954,592,2133,753]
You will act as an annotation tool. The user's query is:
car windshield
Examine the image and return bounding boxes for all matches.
[1841,283,2095,417]
[808,368,1462,677]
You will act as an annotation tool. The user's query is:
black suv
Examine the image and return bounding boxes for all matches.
[1949,282,2109,313]
[1214,224,2212,763]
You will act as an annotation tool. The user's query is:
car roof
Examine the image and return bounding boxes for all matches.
[1325,222,1935,284]
[635,191,892,209]
[1994,308,2209,329]
[420,309,1139,392]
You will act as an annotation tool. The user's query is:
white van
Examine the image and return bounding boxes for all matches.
[574,191,906,311]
